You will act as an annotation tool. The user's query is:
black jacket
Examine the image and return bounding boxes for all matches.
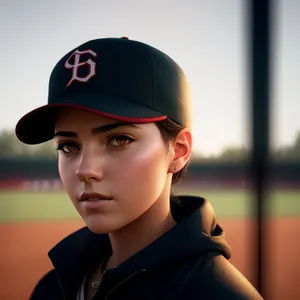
[31,196,262,299]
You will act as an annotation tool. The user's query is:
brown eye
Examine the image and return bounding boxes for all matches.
[108,135,134,147]
[56,142,79,154]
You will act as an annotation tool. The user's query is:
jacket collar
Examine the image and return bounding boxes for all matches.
[48,227,110,299]
[48,196,230,298]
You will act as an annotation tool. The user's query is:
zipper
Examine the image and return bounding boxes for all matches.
[103,269,146,300]
[55,270,66,300]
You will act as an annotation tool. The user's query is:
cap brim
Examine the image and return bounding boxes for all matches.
[16,93,167,145]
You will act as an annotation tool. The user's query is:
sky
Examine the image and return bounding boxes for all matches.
[0,0,299,156]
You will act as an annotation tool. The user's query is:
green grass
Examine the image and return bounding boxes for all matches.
[0,191,78,223]
[0,189,299,223]
[180,188,300,218]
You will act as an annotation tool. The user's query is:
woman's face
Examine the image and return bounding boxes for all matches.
[54,108,173,233]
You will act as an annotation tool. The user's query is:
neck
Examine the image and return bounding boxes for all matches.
[106,183,176,269]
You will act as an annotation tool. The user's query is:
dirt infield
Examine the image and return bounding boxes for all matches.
[1,217,299,300]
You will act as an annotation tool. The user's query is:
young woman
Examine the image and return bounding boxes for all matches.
[16,37,262,300]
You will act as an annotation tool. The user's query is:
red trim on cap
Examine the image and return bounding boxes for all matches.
[49,103,167,123]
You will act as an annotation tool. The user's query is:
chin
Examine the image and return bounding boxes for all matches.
[87,225,112,234]
[83,217,125,234]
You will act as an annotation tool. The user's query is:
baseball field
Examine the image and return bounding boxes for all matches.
[1,188,299,299]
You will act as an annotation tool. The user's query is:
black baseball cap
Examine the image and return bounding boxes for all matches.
[16,37,191,145]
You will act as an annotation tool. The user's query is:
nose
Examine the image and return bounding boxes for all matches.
[76,149,104,183]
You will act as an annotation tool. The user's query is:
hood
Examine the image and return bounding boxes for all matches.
[109,196,232,274]
[171,195,232,259]
[48,196,232,297]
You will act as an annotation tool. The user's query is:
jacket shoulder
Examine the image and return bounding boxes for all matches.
[30,269,63,300]
[207,255,263,299]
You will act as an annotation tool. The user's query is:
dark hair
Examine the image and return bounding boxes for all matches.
[155,118,189,185]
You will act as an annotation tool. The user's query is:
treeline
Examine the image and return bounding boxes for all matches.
[0,130,57,159]
[1,129,300,162]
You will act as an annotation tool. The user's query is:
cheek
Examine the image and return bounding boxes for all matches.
[113,142,169,192]
[58,157,78,197]
[58,157,68,183]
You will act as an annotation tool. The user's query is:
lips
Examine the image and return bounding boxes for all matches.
[79,192,113,202]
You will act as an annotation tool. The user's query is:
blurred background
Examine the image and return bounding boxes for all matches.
[0,0,299,299]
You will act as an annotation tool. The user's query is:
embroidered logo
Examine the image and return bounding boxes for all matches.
[64,49,98,87]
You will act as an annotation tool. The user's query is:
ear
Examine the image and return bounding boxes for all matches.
[168,129,192,173]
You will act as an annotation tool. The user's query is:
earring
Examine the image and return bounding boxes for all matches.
[173,166,177,172]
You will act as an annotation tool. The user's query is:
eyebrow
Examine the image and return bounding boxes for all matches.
[53,122,140,138]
